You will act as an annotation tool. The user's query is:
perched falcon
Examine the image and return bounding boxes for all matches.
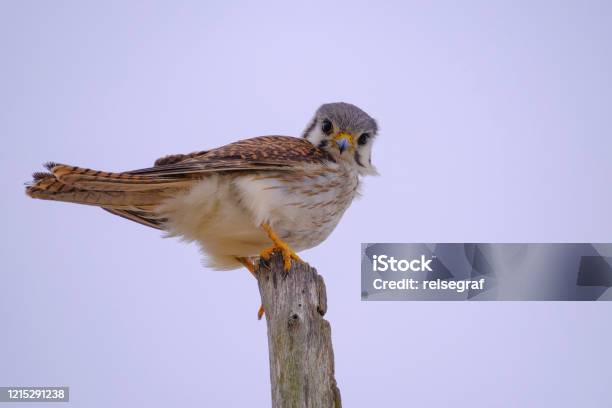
[26,102,378,275]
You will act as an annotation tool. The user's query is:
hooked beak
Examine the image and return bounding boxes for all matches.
[334,132,354,154]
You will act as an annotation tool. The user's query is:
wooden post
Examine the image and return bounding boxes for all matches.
[257,252,342,408]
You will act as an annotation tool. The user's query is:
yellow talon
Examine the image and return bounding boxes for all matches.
[238,224,303,321]
[259,246,276,261]
[260,223,302,271]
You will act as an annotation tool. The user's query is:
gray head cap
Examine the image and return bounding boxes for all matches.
[316,102,378,134]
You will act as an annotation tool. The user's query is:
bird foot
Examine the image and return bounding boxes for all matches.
[260,223,302,272]
[259,243,301,272]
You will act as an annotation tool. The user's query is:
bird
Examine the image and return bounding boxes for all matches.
[26,102,379,288]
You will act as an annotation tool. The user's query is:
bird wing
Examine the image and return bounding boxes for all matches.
[26,135,332,203]
[131,135,334,177]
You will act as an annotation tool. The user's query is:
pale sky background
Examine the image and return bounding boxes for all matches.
[1,1,611,407]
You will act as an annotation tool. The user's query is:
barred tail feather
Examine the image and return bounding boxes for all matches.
[26,176,167,207]
[25,162,193,230]
[47,163,193,191]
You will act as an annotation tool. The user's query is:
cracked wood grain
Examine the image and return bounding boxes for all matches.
[257,253,341,408]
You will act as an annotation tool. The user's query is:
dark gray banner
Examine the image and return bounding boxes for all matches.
[361,243,612,301]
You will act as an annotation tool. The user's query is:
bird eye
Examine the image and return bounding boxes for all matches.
[321,119,333,135]
[358,133,370,145]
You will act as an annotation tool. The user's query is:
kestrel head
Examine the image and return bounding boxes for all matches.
[302,102,378,175]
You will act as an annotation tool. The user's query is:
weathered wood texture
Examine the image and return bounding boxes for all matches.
[257,253,342,408]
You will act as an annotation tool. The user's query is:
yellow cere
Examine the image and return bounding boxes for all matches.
[333,132,355,148]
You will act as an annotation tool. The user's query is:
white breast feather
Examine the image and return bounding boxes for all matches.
[157,162,358,270]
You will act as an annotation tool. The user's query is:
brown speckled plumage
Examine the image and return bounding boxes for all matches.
[26,102,378,270]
